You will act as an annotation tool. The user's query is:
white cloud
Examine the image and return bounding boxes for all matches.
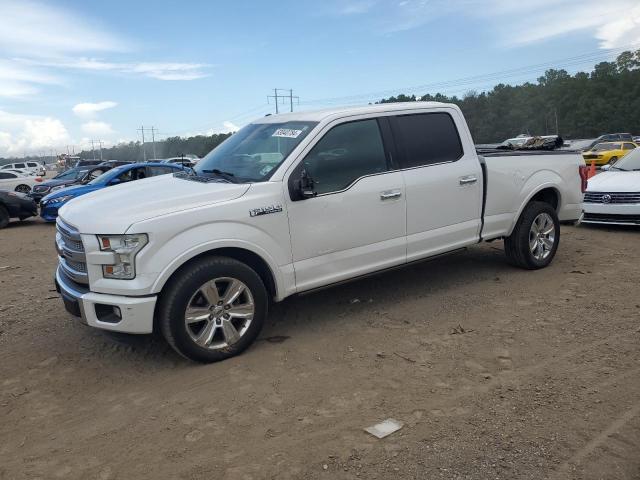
[344,0,640,49]
[20,57,210,81]
[81,121,115,136]
[0,0,209,99]
[0,59,63,98]
[0,0,128,56]
[72,101,118,118]
[0,110,70,156]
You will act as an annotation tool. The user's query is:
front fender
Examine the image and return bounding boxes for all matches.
[147,221,294,300]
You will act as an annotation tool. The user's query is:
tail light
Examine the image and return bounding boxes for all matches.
[578,165,588,193]
[35,177,43,182]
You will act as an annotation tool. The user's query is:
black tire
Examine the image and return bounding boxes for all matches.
[0,205,9,229]
[15,184,30,194]
[504,201,560,270]
[608,156,617,165]
[158,256,268,363]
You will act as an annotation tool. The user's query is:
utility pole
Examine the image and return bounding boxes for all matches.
[151,126,157,160]
[98,140,104,161]
[137,125,147,162]
[91,140,96,161]
[554,108,559,135]
[267,89,299,114]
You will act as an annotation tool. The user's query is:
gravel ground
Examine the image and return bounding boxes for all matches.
[1,218,639,480]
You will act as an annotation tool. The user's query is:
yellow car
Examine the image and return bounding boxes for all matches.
[582,141,638,166]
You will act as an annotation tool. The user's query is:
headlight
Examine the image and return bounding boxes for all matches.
[50,185,65,192]
[97,234,148,279]
[54,194,76,203]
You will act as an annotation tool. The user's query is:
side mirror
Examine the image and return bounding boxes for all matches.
[601,164,611,171]
[293,169,317,200]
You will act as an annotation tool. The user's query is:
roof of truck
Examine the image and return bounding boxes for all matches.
[254,101,453,123]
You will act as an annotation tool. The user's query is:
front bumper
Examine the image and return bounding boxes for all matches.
[582,202,640,225]
[40,201,62,222]
[55,266,157,334]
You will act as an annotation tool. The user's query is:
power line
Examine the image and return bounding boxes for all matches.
[299,45,636,106]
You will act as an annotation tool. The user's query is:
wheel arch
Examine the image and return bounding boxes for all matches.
[508,182,562,237]
[153,242,283,302]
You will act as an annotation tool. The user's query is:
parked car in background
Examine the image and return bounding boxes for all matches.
[98,160,133,168]
[583,133,634,152]
[1,161,46,176]
[29,165,111,202]
[162,157,196,168]
[53,102,585,363]
[73,159,105,169]
[583,148,640,225]
[0,171,42,193]
[633,136,640,143]
[4,168,37,177]
[582,141,637,166]
[0,190,38,228]
[40,162,189,221]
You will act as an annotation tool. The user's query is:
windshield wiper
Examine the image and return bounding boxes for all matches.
[201,169,237,183]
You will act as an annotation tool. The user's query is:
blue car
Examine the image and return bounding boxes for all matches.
[40,162,189,222]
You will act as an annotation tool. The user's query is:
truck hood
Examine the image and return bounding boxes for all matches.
[59,174,251,234]
[586,171,640,192]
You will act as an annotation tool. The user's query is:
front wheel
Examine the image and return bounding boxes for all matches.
[15,184,31,194]
[504,201,560,269]
[158,256,268,363]
[608,156,618,165]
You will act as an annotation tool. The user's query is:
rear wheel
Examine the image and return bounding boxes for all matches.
[0,205,9,229]
[158,256,268,363]
[608,156,618,165]
[504,201,560,269]
[15,184,30,194]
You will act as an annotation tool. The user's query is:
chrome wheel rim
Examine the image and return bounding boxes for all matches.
[15,185,30,193]
[529,213,555,261]
[184,277,254,350]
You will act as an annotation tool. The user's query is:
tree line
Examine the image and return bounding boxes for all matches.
[2,49,639,165]
[377,49,640,143]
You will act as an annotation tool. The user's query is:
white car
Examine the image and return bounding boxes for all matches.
[583,148,640,225]
[54,102,585,363]
[4,168,37,177]
[0,171,42,193]
[0,161,46,176]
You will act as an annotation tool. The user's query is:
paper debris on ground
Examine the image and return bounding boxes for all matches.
[364,418,404,439]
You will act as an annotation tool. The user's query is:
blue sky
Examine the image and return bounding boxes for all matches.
[1,0,639,157]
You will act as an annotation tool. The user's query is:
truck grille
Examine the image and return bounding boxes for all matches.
[584,192,640,204]
[56,218,88,284]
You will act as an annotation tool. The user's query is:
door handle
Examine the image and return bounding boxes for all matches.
[380,190,402,200]
[459,176,478,186]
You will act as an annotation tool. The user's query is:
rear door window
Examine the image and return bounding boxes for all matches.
[623,143,636,150]
[391,112,463,168]
[14,163,25,168]
[146,166,176,176]
[0,172,16,179]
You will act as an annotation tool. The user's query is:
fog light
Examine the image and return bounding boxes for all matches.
[113,306,121,319]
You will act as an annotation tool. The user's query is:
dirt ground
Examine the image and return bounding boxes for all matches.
[1,218,639,480]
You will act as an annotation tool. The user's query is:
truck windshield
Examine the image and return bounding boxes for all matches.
[194,121,317,182]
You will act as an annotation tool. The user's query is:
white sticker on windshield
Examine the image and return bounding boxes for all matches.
[272,128,303,139]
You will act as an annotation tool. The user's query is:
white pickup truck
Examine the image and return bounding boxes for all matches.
[55,102,586,362]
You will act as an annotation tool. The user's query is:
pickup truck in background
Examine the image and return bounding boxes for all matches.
[54,102,586,362]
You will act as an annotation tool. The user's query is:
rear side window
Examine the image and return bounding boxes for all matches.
[14,163,25,168]
[623,143,636,150]
[147,166,175,176]
[27,162,38,167]
[0,172,15,179]
[392,113,463,168]
[300,119,388,195]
